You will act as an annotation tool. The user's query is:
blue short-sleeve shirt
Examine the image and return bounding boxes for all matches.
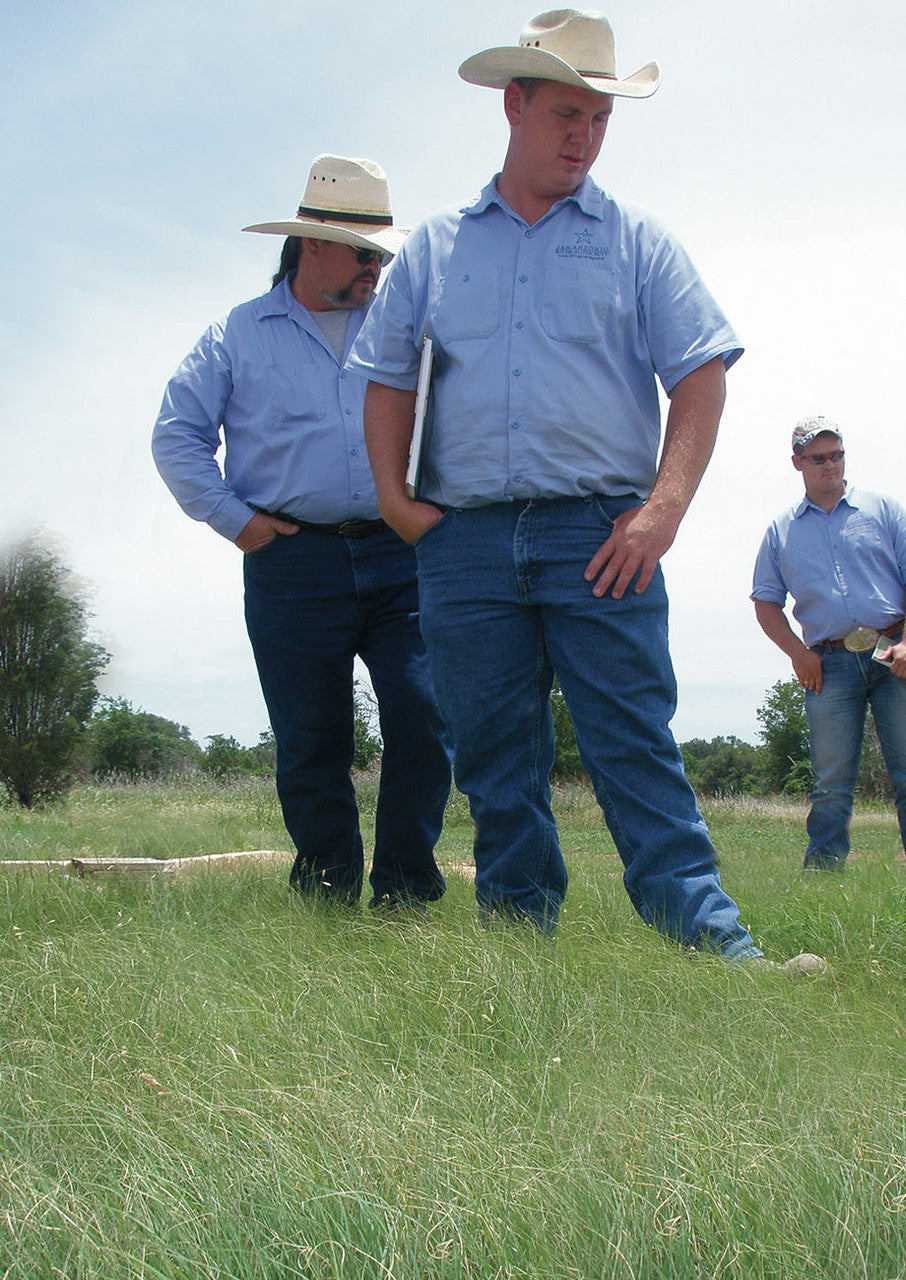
[347,175,743,508]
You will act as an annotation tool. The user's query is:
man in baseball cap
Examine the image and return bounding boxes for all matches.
[752,416,906,868]
[153,154,451,911]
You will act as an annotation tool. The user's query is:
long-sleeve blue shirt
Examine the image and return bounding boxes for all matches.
[152,276,379,541]
[751,485,906,646]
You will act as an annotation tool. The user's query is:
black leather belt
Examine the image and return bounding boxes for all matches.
[255,508,386,539]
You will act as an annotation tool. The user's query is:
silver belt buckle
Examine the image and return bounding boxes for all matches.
[843,626,880,653]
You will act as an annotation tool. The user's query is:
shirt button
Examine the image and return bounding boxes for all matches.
[511,420,521,431]
[350,447,359,456]
[519,274,528,283]
[339,370,346,379]
[353,491,361,500]
[512,368,522,377]
[525,230,534,239]
[345,408,352,415]
[513,474,523,483]
[515,320,525,329]
[462,273,470,281]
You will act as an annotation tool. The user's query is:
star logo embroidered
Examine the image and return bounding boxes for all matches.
[574,228,595,247]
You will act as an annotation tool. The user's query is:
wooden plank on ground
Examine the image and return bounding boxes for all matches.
[0,850,290,878]
[0,851,475,881]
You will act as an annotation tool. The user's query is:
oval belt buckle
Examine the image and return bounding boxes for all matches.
[843,626,880,652]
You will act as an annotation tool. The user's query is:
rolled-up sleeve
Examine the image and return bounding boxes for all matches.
[751,525,788,605]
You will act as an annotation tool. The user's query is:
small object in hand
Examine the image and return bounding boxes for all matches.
[872,635,894,665]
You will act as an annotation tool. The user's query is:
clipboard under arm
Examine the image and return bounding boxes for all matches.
[405,335,433,500]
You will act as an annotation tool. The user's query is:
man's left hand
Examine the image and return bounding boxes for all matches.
[584,504,680,599]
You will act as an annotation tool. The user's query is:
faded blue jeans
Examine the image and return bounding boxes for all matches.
[244,526,452,903]
[805,640,906,868]
[415,496,760,958]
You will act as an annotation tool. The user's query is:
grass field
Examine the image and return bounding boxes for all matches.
[2,778,906,1278]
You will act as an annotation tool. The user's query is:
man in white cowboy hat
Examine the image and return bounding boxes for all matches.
[152,154,452,912]
[752,416,906,869]
[347,8,786,962]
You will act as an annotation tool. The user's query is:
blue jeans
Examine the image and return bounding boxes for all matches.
[415,497,760,957]
[805,642,906,867]
[243,526,452,903]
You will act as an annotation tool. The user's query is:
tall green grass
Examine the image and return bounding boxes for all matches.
[2,781,906,1278]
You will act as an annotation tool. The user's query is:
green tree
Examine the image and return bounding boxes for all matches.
[550,679,586,781]
[353,679,382,770]
[202,730,275,778]
[856,718,894,801]
[681,735,761,796]
[0,535,109,806]
[89,697,202,779]
[756,678,813,795]
[202,733,248,779]
[246,728,277,775]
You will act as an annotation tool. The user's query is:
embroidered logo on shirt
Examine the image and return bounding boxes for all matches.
[554,228,610,260]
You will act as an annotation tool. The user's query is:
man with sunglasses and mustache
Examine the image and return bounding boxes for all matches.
[752,415,906,869]
[152,155,451,912]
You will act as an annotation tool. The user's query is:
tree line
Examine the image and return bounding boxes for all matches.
[0,535,380,806]
[551,676,892,800]
[0,533,892,808]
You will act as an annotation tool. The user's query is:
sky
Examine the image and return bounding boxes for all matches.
[2,0,904,749]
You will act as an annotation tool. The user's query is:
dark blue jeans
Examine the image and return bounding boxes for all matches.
[415,497,760,957]
[805,642,906,868]
[243,526,452,903]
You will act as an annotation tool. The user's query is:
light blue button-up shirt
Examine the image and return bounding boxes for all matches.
[347,175,742,508]
[152,276,379,541]
[751,486,906,646]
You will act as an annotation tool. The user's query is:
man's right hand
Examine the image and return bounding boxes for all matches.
[363,382,441,545]
[235,512,300,554]
[381,498,444,546]
[792,647,823,695]
[753,600,823,695]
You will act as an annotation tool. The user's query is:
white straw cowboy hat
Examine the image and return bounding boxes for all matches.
[243,154,409,258]
[459,8,659,99]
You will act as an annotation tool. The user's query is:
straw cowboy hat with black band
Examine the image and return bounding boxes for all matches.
[458,8,660,100]
[243,154,409,260]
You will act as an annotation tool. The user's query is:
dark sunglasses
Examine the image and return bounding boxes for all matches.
[355,246,390,268]
[802,450,845,465]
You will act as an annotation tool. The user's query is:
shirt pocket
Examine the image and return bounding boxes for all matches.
[268,359,327,423]
[540,257,616,344]
[434,267,501,342]
[843,513,884,556]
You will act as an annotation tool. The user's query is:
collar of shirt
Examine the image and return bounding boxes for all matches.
[257,274,369,365]
[794,482,856,520]
[461,173,606,227]
[256,273,304,322]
